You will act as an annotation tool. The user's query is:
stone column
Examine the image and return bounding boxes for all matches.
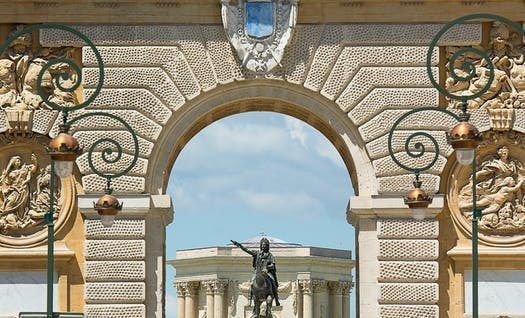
[203,280,215,318]
[341,281,352,318]
[175,282,186,318]
[299,280,313,318]
[184,281,200,318]
[295,281,303,318]
[328,281,343,318]
[213,280,229,318]
[312,280,327,318]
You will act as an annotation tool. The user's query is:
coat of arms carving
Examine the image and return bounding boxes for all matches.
[221,0,298,74]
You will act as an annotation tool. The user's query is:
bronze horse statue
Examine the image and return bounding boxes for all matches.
[250,267,274,318]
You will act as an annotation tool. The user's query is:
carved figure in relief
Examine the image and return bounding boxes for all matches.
[0,26,76,110]
[0,155,60,235]
[0,154,37,215]
[0,59,17,108]
[28,165,58,221]
[446,22,525,110]
[459,146,525,232]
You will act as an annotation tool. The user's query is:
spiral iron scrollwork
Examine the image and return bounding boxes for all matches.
[0,24,138,193]
[0,23,104,113]
[67,112,139,191]
[387,107,460,176]
[389,14,524,177]
[426,14,523,105]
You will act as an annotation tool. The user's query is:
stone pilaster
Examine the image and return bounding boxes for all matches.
[295,281,303,318]
[349,195,442,318]
[377,218,439,318]
[299,280,313,318]
[184,281,200,318]
[312,280,327,318]
[80,194,172,318]
[213,280,229,318]
[340,281,353,318]
[175,282,186,318]
[328,281,343,318]
[202,280,215,318]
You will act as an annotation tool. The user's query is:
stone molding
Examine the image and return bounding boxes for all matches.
[0,1,524,24]
[347,195,444,225]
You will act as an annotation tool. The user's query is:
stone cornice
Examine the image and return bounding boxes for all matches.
[2,1,525,24]
[448,246,525,265]
[347,195,444,225]
[79,194,173,224]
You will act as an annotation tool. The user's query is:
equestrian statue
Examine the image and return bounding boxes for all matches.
[231,238,280,317]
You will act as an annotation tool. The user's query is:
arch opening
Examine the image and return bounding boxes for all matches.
[164,110,357,318]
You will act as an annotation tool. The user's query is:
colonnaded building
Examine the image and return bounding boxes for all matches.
[169,236,353,318]
[0,1,524,318]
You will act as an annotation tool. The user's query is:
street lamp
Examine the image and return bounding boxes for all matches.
[48,124,82,178]
[1,24,138,318]
[387,13,522,318]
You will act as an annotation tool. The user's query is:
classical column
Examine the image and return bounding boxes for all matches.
[175,282,186,318]
[341,281,353,318]
[312,280,327,318]
[299,280,313,318]
[213,280,229,318]
[184,281,200,318]
[328,281,343,318]
[203,280,215,318]
[295,281,303,318]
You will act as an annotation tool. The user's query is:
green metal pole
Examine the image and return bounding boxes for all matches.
[46,160,55,318]
[471,154,478,318]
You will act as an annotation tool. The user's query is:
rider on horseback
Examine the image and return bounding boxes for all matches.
[231,238,280,306]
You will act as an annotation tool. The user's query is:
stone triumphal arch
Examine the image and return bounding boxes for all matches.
[1,1,525,317]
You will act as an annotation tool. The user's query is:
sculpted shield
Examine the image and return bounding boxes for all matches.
[221,0,298,74]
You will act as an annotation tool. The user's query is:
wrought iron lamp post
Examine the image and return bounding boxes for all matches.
[387,14,523,318]
[1,24,139,318]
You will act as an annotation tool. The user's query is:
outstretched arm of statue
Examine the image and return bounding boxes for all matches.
[230,240,256,256]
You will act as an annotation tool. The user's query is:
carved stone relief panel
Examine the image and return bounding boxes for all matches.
[446,22,525,130]
[449,131,525,246]
[0,25,77,111]
[0,25,78,134]
[0,134,76,248]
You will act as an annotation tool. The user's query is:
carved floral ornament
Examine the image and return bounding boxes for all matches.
[0,135,75,248]
[449,131,525,247]
[221,0,298,74]
[446,21,525,130]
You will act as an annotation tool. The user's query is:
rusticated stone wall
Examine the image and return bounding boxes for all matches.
[37,23,483,197]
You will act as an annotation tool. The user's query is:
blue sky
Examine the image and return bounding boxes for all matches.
[165,112,356,317]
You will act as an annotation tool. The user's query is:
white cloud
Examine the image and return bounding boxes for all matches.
[237,189,324,217]
[285,117,308,148]
[314,139,345,168]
